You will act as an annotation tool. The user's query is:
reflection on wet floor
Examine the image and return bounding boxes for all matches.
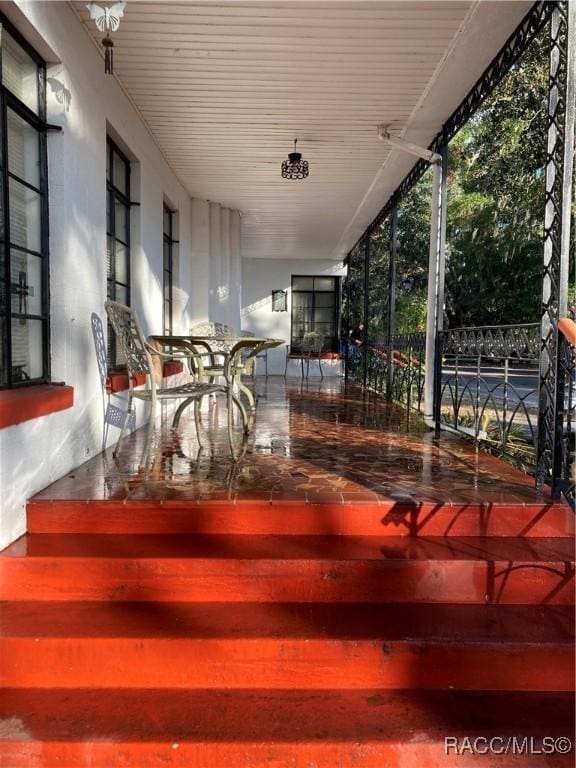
[35,377,547,505]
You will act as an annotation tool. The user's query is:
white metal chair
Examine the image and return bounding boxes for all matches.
[187,322,273,408]
[188,321,236,381]
[241,330,269,377]
[284,331,324,379]
[104,301,247,459]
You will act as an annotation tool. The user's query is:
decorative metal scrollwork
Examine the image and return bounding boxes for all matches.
[437,324,540,473]
[536,1,575,501]
[364,333,426,413]
[442,325,539,361]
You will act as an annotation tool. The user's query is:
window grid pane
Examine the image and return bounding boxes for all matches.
[163,204,174,335]
[106,137,131,368]
[7,108,40,189]
[10,250,42,316]
[8,177,41,253]
[1,30,39,115]
[0,20,47,389]
[290,275,340,353]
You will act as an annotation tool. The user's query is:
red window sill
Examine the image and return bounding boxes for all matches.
[106,361,184,394]
[0,384,74,429]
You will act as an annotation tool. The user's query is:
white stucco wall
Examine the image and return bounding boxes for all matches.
[0,1,238,548]
[241,258,345,376]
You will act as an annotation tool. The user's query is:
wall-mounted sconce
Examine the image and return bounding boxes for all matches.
[272,290,287,312]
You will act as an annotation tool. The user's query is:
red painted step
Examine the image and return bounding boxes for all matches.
[0,689,573,768]
[27,498,574,537]
[1,534,573,603]
[1,602,572,691]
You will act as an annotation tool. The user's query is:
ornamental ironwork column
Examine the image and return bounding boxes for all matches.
[386,208,398,401]
[363,235,370,388]
[537,1,576,494]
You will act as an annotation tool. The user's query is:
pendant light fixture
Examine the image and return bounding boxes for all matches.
[281,139,309,180]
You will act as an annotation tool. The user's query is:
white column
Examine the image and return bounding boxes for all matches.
[220,207,231,324]
[423,148,447,425]
[230,210,242,330]
[187,198,210,328]
[209,202,222,321]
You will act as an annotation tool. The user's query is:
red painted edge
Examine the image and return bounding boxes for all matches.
[0,384,74,429]
[106,361,184,394]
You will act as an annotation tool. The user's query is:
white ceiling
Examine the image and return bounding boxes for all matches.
[73,1,531,260]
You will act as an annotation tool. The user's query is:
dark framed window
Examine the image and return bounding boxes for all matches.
[0,17,49,389]
[106,136,130,366]
[291,276,340,353]
[163,203,174,335]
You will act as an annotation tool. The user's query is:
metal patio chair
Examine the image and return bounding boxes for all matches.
[284,331,325,379]
[241,330,269,377]
[188,322,275,405]
[188,321,236,381]
[104,301,247,459]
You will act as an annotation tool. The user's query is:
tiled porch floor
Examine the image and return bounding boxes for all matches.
[35,377,549,506]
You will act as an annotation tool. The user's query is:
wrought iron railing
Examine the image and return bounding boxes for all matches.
[435,324,540,472]
[362,332,426,412]
[554,329,575,505]
[440,325,540,360]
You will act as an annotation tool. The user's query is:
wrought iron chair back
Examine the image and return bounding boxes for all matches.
[105,299,154,379]
[301,331,324,355]
[240,329,269,377]
[104,301,248,462]
[285,331,325,378]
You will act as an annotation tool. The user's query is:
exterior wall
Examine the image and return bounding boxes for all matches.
[241,258,345,376]
[0,2,231,548]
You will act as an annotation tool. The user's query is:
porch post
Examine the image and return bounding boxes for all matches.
[362,235,370,388]
[423,144,448,424]
[386,208,398,401]
[343,258,349,381]
[536,0,576,493]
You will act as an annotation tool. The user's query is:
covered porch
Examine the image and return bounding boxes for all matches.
[32,377,555,509]
[0,1,574,766]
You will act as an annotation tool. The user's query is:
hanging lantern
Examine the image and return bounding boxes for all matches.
[281,139,309,180]
[86,2,127,75]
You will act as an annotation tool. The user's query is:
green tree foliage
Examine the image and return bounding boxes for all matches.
[367,222,390,340]
[445,32,549,326]
[395,172,432,333]
[342,243,365,337]
[347,27,563,337]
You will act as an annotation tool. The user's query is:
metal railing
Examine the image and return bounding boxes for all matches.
[554,329,575,504]
[345,320,574,503]
[435,324,540,472]
[366,333,426,412]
